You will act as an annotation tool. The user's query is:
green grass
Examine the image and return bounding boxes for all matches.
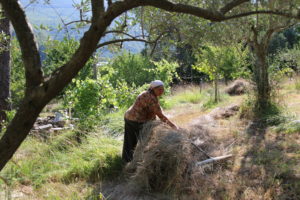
[163,86,208,109]
[0,130,122,189]
[295,79,300,91]
[99,109,126,137]
[274,120,300,134]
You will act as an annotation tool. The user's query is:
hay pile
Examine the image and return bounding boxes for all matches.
[127,122,191,193]
[225,79,249,95]
[103,120,232,200]
[210,104,240,119]
[104,120,227,199]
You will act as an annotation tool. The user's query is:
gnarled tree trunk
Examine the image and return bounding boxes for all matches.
[0,10,11,130]
[252,44,270,112]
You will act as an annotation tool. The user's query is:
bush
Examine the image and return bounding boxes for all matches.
[100,52,179,89]
[11,39,25,107]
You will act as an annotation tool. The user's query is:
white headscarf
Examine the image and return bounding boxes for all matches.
[149,80,164,89]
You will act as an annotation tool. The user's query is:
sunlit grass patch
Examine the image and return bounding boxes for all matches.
[274,120,300,134]
[163,85,206,109]
[295,78,300,91]
[58,136,122,183]
[0,130,122,189]
[99,108,125,137]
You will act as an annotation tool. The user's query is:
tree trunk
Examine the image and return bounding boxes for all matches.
[0,95,44,170]
[253,45,270,113]
[0,11,11,129]
[214,72,219,103]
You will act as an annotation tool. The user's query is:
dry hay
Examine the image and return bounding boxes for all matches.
[225,79,249,96]
[128,122,191,193]
[107,121,231,199]
[210,104,240,120]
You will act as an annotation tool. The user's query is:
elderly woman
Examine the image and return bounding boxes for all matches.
[122,80,178,162]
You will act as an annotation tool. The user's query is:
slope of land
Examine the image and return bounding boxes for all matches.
[0,78,299,199]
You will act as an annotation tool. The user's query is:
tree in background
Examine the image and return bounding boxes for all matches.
[193,44,249,102]
[268,25,300,55]
[0,10,10,130]
[246,1,298,116]
[0,0,300,171]
[137,5,205,82]
[199,0,299,116]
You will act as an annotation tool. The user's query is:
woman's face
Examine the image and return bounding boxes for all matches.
[153,86,164,97]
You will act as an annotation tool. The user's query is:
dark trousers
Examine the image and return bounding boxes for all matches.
[122,119,144,162]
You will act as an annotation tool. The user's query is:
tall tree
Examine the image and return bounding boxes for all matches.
[0,9,10,130]
[0,0,299,171]
[246,0,297,114]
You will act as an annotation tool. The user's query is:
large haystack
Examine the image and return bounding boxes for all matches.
[101,120,226,199]
[127,122,192,193]
[225,79,249,95]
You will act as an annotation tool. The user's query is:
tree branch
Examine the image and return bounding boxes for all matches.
[104,30,146,39]
[264,23,296,50]
[150,33,165,57]
[220,0,249,15]
[138,0,300,22]
[46,3,71,40]
[135,0,225,21]
[97,38,153,49]
[0,0,43,88]
[107,0,112,7]
[251,26,259,47]
[92,0,104,23]
[65,19,91,26]
[224,10,299,21]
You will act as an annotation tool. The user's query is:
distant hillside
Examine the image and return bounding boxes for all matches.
[19,0,144,57]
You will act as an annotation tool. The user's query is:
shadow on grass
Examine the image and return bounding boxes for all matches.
[84,155,125,200]
[235,120,300,199]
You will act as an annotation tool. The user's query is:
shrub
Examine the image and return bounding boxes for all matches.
[100,52,179,89]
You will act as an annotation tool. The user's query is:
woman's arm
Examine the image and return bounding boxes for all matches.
[156,112,179,130]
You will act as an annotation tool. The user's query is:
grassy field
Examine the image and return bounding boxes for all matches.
[0,77,299,199]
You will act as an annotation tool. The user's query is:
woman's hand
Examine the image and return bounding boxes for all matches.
[171,124,179,130]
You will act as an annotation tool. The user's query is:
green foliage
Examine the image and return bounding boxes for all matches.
[10,39,25,107]
[43,37,94,79]
[202,89,230,109]
[239,91,283,124]
[63,78,146,130]
[268,26,300,55]
[151,59,180,87]
[59,136,122,183]
[63,78,113,129]
[193,44,250,82]
[101,52,179,88]
[0,131,122,188]
[193,45,222,81]
[99,109,126,136]
[295,78,300,91]
[269,64,294,83]
[163,86,205,109]
[239,93,256,120]
[274,120,300,134]
[56,52,179,128]
[102,52,155,87]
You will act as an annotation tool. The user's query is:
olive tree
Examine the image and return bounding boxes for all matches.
[0,9,10,131]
